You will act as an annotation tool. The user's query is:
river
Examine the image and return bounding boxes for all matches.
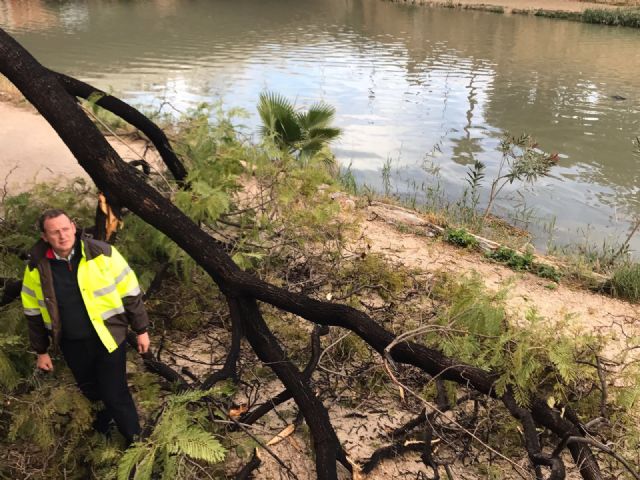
[1,0,639,255]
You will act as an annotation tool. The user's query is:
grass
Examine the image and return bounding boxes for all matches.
[607,262,640,303]
[533,9,583,21]
[582,7,640,27]
[390,0,640,28]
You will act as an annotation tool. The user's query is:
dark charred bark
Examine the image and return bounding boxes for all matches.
[502,393,546,479]
[144,261,171,300]
[227,295,345,480]
[362,442,426,474]
[201,309,243,389]
[239,324,325,426]
[52,70,188,183]
[125,331,189,388]
[0,27,606,480]
[235,450,261,480]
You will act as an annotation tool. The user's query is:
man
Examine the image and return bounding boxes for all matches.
[20,209,150,445]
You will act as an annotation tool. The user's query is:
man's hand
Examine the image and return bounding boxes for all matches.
[36,353,53,371]
[137,332,150,354]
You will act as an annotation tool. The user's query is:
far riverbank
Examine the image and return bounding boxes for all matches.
[385,0,640,27]
[388,0,631,13]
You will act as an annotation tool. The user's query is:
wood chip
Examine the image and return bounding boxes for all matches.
[266,424,295,446]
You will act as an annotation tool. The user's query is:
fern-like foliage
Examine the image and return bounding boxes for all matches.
[428,274,599,407]
[8,376,93,448]
[116,388,229,480]
[0,334,23,391]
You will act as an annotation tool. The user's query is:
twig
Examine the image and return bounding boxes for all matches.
[207,399,299,480]
[594,355,608,419]
[554,436,640,480]
[382,346,535,479]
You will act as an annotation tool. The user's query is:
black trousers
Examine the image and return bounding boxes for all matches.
[61,333,140,442]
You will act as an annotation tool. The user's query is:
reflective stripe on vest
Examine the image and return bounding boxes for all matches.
[21,268,52,325]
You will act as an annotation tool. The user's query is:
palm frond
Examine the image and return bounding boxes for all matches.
[257,91,301,146]
[306,127,341,142]
[296,102,336,130]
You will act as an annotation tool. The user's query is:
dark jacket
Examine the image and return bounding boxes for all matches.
[24,234,149,354]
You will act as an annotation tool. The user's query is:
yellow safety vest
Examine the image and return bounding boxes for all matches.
[21,242,141,353]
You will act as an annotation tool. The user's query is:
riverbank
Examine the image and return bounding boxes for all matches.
[2,96,639,479]
[1,97,636,327]
[385,0,640,27]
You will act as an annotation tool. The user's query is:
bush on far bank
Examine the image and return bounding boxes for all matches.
[582,7,640,27]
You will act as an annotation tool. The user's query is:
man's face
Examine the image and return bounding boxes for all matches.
[42,214,76,257]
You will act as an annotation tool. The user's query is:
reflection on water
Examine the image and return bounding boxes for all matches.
[1,0,639,253]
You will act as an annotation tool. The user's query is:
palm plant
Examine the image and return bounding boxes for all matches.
[257,91,341,161]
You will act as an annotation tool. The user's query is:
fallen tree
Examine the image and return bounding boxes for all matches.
[1,26,634,480]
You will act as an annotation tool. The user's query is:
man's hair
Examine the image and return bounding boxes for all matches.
[38,209,72,232]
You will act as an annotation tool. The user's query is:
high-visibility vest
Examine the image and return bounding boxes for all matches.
[21,242,141,353]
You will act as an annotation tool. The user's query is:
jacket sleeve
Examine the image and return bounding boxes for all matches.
[21,269,50,354]
[122,295,149,334]
[110,246,150,334]
[27,315,51,354]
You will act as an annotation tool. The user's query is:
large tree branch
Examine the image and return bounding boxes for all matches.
[52,70,188,183]
[227,295,345,480]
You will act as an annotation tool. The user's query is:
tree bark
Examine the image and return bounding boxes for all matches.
[52,70,188,183]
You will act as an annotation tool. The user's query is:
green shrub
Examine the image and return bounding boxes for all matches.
[533,263,562,283]
[609,262,640,303]
[444,227,478,249]
[534,9,582,20]
[486,246,534,270]
[429,274,598,406]
[486,247,561,282]
[582,8,640,28]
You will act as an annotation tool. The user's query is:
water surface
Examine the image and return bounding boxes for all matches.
[2,0,639,253]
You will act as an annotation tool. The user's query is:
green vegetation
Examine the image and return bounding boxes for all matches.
[393,0,640,28]
[118,388,229,480]
[531,6,640,28]
[533,9,582,21]
[257,91,341,163]
[430,274,597,405]
[444,227,478,248]
[582,7,640,27]
[478,134,558,226]
[0,97,349,477]
[486,246,562,282]
[606,262,640,303]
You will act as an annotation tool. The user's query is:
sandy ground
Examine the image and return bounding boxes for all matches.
[0,102,87,191]
[0,102,160,195]
[357,201,638,332]
[396,0,637,12]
